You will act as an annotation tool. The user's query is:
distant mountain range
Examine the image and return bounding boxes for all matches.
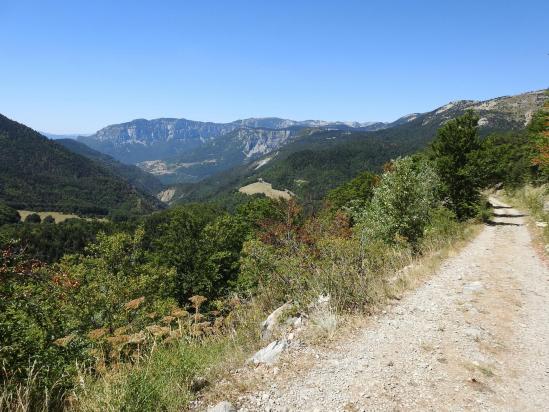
[0,114,164,216]
[77,90,548,186]
[166,89,549,207]
[41,132,91,140]
[77,118,386,183]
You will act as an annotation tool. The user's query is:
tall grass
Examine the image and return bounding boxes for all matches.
[504,184,549,243]
[73,302,266,411]
[1,365,53,412]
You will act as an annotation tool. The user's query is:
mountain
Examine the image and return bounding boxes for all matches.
[57,139,164,195]
[0,114,165,216]
[79,90,546,187]
[78,117,386,183]
[169,89,549,208]
[41,132,91,140]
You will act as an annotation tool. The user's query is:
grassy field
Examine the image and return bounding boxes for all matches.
[239,180,293,200]
[18,210,82,223]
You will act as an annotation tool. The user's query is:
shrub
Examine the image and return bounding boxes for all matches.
[0,203,20,226]
[24,213,41,224]
[42,215,55,224]
[356,156,440,248]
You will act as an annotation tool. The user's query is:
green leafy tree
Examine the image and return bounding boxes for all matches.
[197,214,249,294]
[236,196,285,230]
[326,171,379,212]
[478,132,531,188]
[152,207,206,302]
[430,110,482,220]
[356,156,440,247]
[42,215,56,224]
[63,228,176,330]
[0,202,20,225]
[24,213,41,223]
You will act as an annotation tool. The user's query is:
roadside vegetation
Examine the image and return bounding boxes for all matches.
[1,103,548,410]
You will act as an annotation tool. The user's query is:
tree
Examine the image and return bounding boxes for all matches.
[24,213,41,223]
[356,156,440,247]
[196,214,249,293]
[326,171,379,212]
[0,203,20,225]
[430,110,482,220]
[152,207,206,302]
[528,99,549,182]
[42,215,56,224]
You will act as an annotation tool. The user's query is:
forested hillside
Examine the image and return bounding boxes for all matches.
[57,138,164,195]
[0,114,164,216]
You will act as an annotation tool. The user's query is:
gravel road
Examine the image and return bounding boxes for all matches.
[238,198,549,411]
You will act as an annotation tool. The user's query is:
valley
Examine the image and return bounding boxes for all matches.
[1,87,547,412]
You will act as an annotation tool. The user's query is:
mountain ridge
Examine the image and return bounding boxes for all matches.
[78,89,547,186]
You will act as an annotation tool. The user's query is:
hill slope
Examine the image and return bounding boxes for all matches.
[0,114,164,215]
[57,138,164,195]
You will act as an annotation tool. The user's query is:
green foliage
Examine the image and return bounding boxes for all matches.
[431,110,483,220]
[478,132,532,188]
[42,215,56,224]
[0,114,164,216]
[235,196,286,230]
[24,213,41,224]
[326,171,379,212]
[356,156,440,247]
[0,218,116,263]
[61,228,176,330]
[0,229,176,406]
[0,203,20,225]
[0,246,85,405]
[528,101,549,182]
[148,204,250,302]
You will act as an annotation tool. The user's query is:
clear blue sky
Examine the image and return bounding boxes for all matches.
[1,0,547,134]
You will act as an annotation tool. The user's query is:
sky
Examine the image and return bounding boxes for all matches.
[0,0,547,134]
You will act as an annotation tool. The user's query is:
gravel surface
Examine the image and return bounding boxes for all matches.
[238,198,549,411]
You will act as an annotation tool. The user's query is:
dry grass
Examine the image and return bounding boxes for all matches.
[238,181,293,200]
[17,210,107,223]
[18,210,80,223]
[501,185,549,252]
[0,366,51,412]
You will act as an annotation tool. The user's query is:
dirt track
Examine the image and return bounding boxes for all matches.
[239,198,549,411]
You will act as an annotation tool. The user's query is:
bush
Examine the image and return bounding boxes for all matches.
[42,215,55,224]
[0,203,20,226]
[24,213,41,224]
[356,156,440,248]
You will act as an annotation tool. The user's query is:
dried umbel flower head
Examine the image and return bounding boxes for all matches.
[189,295,207,310]
[124,296,145,311]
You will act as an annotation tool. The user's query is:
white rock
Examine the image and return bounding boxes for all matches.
[251,340,288,364]
[208,401,236,412]
[261,302,292,341]
[536,221,548,228]
[463,281,483,293]
[317,294,331,305]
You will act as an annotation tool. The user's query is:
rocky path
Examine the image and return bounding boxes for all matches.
[238,198,549,411]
